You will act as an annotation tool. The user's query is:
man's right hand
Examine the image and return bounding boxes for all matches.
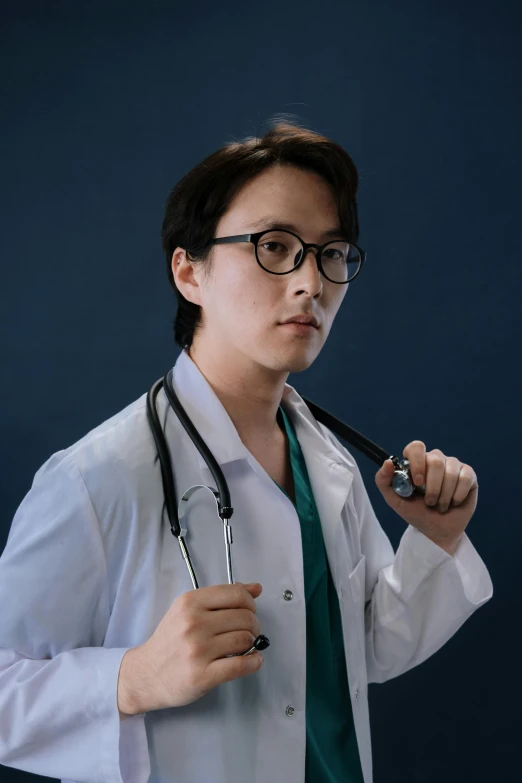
[117,582,264,716]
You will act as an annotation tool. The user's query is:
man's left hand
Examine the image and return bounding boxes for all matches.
[375,441,479,555]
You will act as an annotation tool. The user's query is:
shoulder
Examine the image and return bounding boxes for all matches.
[33,391,155,495]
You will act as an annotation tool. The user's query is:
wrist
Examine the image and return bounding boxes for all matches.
[428,533,463,557]
[117,645,148,717]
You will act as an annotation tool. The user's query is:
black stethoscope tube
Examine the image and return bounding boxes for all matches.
[300,397,390,466]
[146,371,270,655]
[146,369,425,657]
[147,370,424,539]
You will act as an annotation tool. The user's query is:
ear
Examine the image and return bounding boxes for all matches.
[171,247,203,306]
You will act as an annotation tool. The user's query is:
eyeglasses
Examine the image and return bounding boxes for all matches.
[209,228,366,284]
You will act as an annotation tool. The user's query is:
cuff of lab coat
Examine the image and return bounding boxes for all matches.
[401,525,493,606]
[95,647,151,783]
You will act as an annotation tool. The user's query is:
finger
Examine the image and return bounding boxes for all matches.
[403,440,427,486]
[375,458,395,487]
[206,608,261,639]
[206,647,264,688]
[209,629,258,661]
[450,466,478,506]
[436,458,463,511]
[424,450,447,506]
[192,583,260,614]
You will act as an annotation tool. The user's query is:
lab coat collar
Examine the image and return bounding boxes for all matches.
[170,348,356,501]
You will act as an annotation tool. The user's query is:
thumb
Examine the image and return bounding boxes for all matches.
[375,458,395,490]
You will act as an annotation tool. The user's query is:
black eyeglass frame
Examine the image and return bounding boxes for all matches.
[209,229,367,284]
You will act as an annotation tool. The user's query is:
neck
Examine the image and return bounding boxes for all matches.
[185,338,289,446]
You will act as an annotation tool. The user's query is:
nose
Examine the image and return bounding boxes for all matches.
[292,246,323,293]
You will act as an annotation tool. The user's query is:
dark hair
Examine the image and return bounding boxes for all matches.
[161,117,360,349]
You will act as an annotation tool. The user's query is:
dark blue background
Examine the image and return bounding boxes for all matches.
[1,1,520,780]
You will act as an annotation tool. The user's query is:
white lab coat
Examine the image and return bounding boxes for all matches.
[0,348,493,783]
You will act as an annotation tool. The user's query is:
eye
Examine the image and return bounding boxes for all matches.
[322,248,344,260]
[262,241,286,253]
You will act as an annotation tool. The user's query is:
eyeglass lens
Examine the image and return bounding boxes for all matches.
[256,230,360,283]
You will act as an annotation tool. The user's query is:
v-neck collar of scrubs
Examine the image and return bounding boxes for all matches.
[272,404,365,782]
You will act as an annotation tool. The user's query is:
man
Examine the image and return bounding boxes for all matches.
[0,121,493,783]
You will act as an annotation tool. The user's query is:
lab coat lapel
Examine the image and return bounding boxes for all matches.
[281,387,356,577]
[169,349,251,467]
[169,349,356,572]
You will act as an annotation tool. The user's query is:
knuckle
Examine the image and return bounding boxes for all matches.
[185,639,204,663]
[233,583,247,603]
[446,468,461,480]
[238,631,255,648]
[179,613,198,639]
[240,590,256,612]
[446,457,461,470]
[240,608,254,629]
[428,455,445,469]
[227,632,253,654]
[406,440,425,450]
[234,654,257,676]
[230,656,249,677]
[177,591,193,614]
[237,609,257,635]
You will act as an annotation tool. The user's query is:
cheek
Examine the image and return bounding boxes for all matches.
[319,289,347,337]
[328,287,348,318]
[212,264,275,322]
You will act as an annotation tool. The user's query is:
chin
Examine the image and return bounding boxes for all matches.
[264,343,321,374]
[285,354,318,373]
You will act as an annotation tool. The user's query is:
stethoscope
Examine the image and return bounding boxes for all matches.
[146,368,426,658]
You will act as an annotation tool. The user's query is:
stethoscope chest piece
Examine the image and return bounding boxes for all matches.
[390,457,426,498]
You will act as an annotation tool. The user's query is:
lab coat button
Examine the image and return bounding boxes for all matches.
[283,590,293,601]
[285,705,295,716]
[355,688,359,698]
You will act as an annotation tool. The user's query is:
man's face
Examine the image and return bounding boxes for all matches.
[178,164,350,374]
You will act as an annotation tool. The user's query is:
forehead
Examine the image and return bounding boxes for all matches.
[222,165,339,229]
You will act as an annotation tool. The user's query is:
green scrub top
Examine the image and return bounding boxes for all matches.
[273,405,365,783]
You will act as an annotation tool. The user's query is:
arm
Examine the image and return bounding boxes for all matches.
[320,421,494,685]
[349,454,493,684]
[0,453,150,783]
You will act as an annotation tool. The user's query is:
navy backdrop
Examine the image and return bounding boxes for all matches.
[1,0,521,781]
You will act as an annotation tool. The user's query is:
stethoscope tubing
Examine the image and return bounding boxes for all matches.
[147,375,261,655]
[146,369,425,658]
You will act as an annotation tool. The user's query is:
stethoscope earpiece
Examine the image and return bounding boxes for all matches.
[235,634,271,657]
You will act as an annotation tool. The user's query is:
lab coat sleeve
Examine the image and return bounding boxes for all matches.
[0,452,151,783]
[346,448,493,684]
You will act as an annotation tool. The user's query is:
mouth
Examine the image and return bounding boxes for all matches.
[279,322,319,334]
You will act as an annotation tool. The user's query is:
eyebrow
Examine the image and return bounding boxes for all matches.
[246,218,346,239]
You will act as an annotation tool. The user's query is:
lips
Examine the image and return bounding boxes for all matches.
[280,316,319,328]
